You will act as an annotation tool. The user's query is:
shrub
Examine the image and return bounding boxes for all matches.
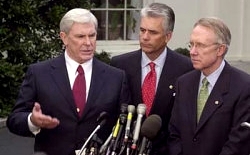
[95,50,111,64]
[174,47,190,57]
[0,60,25,117]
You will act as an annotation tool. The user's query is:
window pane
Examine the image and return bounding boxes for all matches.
[127,10,140,40]
[91,0,142,40]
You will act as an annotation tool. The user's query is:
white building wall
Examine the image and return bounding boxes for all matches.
[153,0,250,61]
[96,0,250,61]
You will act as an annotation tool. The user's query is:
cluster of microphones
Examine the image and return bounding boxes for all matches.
[76,103,162,155]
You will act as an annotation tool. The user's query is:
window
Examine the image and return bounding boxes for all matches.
[91,0,143,40]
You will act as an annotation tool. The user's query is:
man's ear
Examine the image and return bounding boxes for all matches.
[165,32,173,44]
[60,32,68,46]
[217,44,227,57]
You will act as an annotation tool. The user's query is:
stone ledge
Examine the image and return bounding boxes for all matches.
[0,118,7,128]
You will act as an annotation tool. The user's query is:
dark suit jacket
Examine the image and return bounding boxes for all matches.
[110,48,193,154]
[168,62,250,155]
[7,53,131,155]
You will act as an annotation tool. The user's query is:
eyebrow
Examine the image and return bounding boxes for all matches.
[140,27,159,34]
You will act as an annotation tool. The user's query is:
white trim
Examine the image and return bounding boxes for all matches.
[96,40,140,57]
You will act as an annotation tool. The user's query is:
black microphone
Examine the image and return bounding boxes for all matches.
[138,114,162,155]
[124,105,136,142]
[77,111,108,155]
[97,111,109,126]
[111,103,128,155]
[104,104,128,155]
[131,104,146,150]
[85,112,109,155]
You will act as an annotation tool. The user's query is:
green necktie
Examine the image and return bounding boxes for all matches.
[197,78,209,122]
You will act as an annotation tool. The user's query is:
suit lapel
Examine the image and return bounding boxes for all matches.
[130,51,143,104]
[155,50,179,98]
[152,50,190,113]
[186,71,201,132]
[50,54,78,117]
[196,63,230,132]
[81,58,105,118]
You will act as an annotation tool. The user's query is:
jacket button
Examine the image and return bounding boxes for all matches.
[193,138,197,142]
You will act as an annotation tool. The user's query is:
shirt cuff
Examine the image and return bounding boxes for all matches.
[28,113,41,135]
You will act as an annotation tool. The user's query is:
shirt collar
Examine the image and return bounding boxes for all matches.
[65,50,93,74]
[201,60,225,87]
[141,47,167,68]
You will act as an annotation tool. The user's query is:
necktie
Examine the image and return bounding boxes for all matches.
[197,77,209,121]
[142,62,156,115]
[73,65,86,117]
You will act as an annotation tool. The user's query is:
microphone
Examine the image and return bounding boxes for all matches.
[77,112,108,155]
[86,133,103,155]
[138,114,162,155]
[99,133,113,155]
[97,111,109,126]
[131,104,146,150]
[124,105,135,142]
[111,103,128,155]
[103,104,128,155]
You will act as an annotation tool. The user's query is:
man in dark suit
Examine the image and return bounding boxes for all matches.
[7,8,130,155]
[168,17,250,155]
[110,3,193,154]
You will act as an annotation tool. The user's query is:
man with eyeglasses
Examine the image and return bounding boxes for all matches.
[167,17,250,155]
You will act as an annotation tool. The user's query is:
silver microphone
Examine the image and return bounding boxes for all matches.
[124,105,135,142]
[131,104,146,150]
[99,133,113,155]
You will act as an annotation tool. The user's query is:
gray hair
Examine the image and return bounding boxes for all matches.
[194,17,231,48]
[60,8,98,33]
[140,3,175,34]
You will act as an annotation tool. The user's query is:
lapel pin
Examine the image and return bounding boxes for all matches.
[215,101,219,105]
[169,85,173,89]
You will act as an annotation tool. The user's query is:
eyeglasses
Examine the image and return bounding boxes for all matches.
[187,42,220,51]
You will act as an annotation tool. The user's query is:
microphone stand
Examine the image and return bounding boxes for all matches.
[86,133,103,155]
[77,125,102,155]
[99,133,113,155]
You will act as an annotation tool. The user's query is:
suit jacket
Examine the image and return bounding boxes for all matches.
[7,53,131,155]
[110,48,193,154]
[168,62,250,155]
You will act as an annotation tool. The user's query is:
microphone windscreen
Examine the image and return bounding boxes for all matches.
[97,111,109,123]
[137,103,146,115]
[128,105,135,113]
[120,103,128,113]
[140,114,162,140]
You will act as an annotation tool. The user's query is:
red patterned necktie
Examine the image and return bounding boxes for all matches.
[73,65,86,117]
[142,62,156,115]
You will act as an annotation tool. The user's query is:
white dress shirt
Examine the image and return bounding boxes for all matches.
[141,47,167,90]
[199,60,225,94]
